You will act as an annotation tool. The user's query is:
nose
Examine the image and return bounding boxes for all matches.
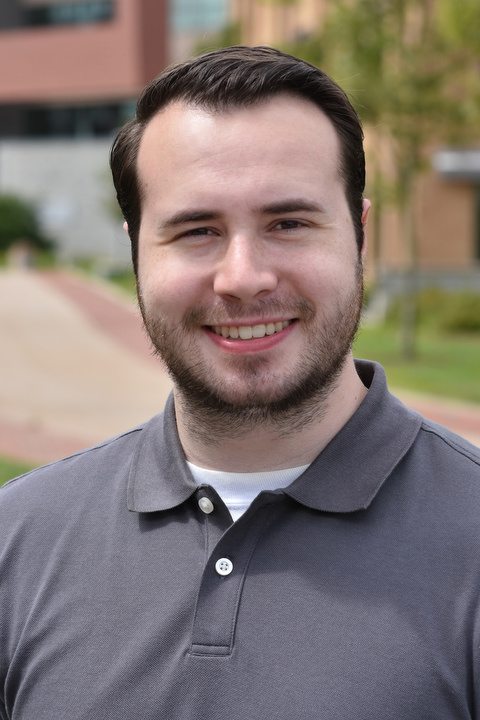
[213,233,278,302]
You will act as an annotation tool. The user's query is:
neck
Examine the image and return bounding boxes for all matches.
[174,355,367,472]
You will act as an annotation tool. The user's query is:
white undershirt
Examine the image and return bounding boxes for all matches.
[187,461,309,521]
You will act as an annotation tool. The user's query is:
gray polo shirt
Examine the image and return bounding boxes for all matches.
[1,361,480,719]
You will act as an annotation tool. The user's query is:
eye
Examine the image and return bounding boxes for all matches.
[272,219,307,232]
[173,226,221,245]
[182,227,217,237]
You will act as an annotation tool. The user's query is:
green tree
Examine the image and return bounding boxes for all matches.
[285,0,480,358]
[0,194,53,253]
[194,21,242,56]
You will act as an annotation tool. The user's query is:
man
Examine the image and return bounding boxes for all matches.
[1,46,479,719]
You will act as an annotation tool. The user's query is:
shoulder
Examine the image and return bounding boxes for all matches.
[0,420,150,518]
[400,417,480,535]
[415,417,480,473]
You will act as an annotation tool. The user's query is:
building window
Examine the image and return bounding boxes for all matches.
[0,101,134,138]
[24,1,114,28]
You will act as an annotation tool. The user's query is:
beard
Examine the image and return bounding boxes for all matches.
[138,262,363,441]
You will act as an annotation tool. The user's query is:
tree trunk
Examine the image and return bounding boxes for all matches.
[399,168,418,361]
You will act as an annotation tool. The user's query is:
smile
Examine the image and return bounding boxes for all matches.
[211,320,291,340]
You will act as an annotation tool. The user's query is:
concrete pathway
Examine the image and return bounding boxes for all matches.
[0,268,171,464]
[0,267,479,466]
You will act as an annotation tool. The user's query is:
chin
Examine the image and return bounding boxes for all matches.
[200,378,289,410]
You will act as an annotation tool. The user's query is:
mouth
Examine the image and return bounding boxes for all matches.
[209,320,293,340]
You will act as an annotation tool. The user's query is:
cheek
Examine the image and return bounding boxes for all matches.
[139,260,207,319]
[295,253,360,311]
[295,256,345,295]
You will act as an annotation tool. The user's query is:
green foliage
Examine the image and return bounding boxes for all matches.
[385,289,480,335]
[33,251,57,268]
[194,21,242,56]
[320,0,479,148]
[0,194,54,252]
[107,268,137,296]
[437,0,480,53]
[282,33,325,68]
[439,292,480,334]
[355,323,480,403]
[71,256,98,273]
[289,0,480,358]
[279,0,480,259]
[0,457,33,487]
[362,282,375,309]
[259,0,298,5]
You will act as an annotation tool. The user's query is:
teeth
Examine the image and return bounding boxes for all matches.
[212,320,292,340]
[252,324,266,338]
[239,326,253,340]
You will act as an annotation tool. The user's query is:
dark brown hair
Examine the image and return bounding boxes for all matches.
[110,46,366,271]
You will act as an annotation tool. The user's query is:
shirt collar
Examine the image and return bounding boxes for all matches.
[127,360,422,514]
[127,394,197,513]
[284,360,422,512]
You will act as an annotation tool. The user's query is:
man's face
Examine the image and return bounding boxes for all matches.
[135,94,367,418]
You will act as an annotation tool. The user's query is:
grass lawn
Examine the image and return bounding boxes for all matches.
[0,457,34,487]
[354,323,480,404]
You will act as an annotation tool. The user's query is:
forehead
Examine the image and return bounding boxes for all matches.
[136,94,343,203]
[138,93,341,165]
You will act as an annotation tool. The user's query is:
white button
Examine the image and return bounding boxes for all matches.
[215,558,233,576]
[198,497,214,514]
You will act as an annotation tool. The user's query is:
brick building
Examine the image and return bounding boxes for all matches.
[1,0,478,287]
[0,0,227,265]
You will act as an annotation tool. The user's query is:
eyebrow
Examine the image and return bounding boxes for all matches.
[157,210,221,231]
[258,199,326,215]
[157,198,326,232]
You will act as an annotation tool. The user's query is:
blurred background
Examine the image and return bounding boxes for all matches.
[0,0,479,482]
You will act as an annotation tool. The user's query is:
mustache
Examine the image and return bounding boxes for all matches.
[183,298,315,327]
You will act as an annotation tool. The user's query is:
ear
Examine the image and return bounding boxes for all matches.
[361,199,371,261]
[123,221,129,235]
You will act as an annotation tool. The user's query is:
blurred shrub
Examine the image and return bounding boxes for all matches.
[194,21,241,56]
[0,194,54,252]
[363,282,373,308]
[438,292,480,334]
[386,288,480,335]
[107,267,136,296]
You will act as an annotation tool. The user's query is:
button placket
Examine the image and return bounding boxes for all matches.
[190,496,282,656]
